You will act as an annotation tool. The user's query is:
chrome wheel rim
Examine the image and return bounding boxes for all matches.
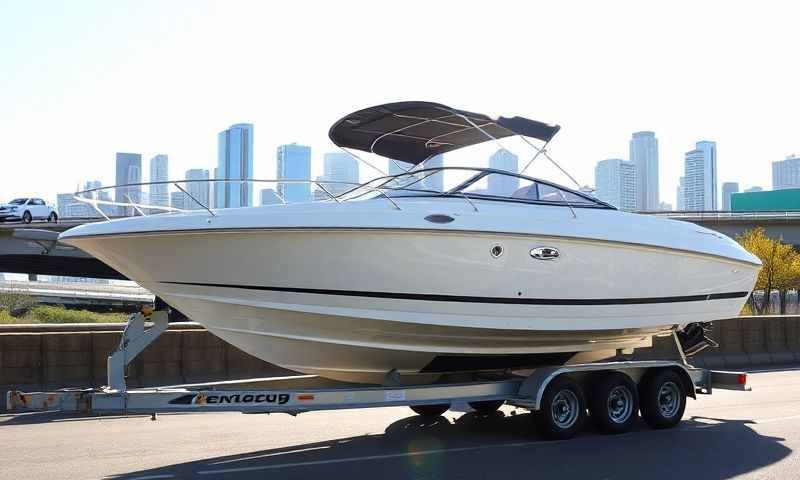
[658,381,681,418]
[607,385,634,423]
[551,389,580,429]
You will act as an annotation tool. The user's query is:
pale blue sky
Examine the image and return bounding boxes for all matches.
[1,1,798,206]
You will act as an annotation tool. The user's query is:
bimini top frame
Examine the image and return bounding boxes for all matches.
[328,101,561,166]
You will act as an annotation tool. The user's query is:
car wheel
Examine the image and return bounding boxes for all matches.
[22,211,32,224]
[48,212,58,223]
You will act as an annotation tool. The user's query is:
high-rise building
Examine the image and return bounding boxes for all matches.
[276,143,312,203]
[115,152,142,216]
[772,154,800,190]
[421,154,444,192]
[593,159,637,211]
[260,188,282,205]
[388,160,413,175]
[184,169,210,210]
[170,191,186,210]
[721,182,739,211]
[322,152,359,195]
[676,176,686,210]
[683,141,717,211]
[148,154,169,208]
[216,123,254,208]
[486,150,519,196]
[56,193,74,217]
[629,131,659,210]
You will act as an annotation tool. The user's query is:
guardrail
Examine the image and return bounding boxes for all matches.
[642,210,800,221]
[0,280,153,302]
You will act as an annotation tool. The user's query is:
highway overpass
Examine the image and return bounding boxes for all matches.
[0,279,153,309]
[645,211,800,247]
[0,219,126,279]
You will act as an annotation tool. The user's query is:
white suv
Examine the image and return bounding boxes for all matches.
[0,197,58,223]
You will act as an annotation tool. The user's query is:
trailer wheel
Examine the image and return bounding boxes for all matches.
[589,372,638,434]
[409,404,449,417]
[533,376,586,440]
[468,400,505,414]
[639,369,686,429]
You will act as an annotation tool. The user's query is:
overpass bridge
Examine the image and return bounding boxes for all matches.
[0,219,126,279]
[0,280,153,309]
[644,211,800,247]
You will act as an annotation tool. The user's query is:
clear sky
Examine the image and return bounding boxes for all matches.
[1,0,798,207]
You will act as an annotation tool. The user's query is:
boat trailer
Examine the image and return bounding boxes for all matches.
[5,310,751,439]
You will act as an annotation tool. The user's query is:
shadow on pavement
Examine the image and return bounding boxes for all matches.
[105,411,791,480]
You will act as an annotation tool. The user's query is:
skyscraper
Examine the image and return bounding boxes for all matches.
[260,188,282,205]
[322,152,359,195]
[721,182,739,211]
[677,176,686,210]
[276,143,312,203]
[115,152,142,216]
[185,169,210,210]
[216,123,254,208]
[629,131,659,210]
[387,155,444,190]
[772,154,800,190]
[148,154,169,209]
[388,160,413,175]
[683,140,718,211]
[594,159,637,211]
[170,191,186,210]
[421,154,444,192]
[488,150,519,196]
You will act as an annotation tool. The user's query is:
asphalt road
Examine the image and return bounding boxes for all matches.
[3,369,800,480]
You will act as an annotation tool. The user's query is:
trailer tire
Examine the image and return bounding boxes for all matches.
[468,400,505,414]
[639,369,686,429]
[533,376,586,440]
[589,372,638,434]
[409,404,449,417]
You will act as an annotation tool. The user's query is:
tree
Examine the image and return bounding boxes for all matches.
[736,227,800,314]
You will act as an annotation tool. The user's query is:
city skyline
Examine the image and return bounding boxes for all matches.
[2,3,798,206]
[53,125,793,216]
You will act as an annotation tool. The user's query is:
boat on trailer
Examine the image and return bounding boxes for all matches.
[58,101,760,384]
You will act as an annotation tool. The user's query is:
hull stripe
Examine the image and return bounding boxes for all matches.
[161,281,749,306]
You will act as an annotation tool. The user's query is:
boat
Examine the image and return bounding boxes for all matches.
[58,101,761,384]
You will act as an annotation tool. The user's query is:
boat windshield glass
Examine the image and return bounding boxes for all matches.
[338,168,609,208]
[458,172,597,205]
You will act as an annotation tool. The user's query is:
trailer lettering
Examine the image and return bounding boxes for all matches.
[169,392,291,406]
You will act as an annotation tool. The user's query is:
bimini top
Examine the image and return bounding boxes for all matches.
[328,101,561,165]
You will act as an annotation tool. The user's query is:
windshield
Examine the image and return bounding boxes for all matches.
[337,167,610,208]
[9,198,27,205]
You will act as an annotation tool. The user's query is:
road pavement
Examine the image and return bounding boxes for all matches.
[2,368,800,479]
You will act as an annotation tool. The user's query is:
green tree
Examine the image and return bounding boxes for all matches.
[736,227,800,314]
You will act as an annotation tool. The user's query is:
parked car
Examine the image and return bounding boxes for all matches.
[0,197,58,223]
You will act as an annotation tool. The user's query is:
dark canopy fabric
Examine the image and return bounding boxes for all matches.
[328,101,560,165]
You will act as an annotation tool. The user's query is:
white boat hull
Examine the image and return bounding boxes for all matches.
[63,215,759,383]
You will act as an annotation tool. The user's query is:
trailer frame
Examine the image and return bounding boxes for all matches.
[5,310,750,437]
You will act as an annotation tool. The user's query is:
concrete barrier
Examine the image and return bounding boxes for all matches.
[0,322,294,407]
[3,315,800,411]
